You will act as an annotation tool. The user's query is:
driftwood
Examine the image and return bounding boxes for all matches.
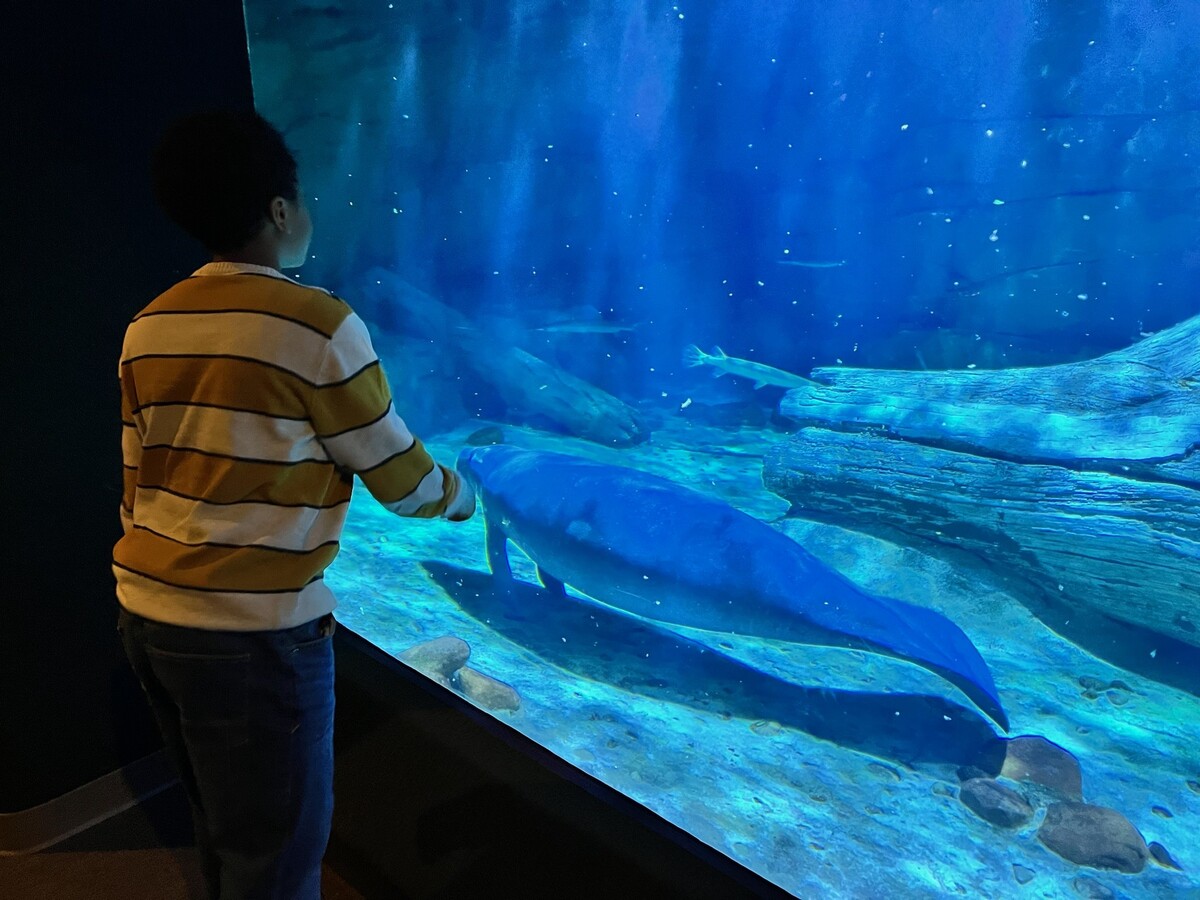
[354,267,648,446]
[780,316,1199,474]
[763,315,1199,681]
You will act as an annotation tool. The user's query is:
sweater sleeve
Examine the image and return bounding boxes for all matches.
[118,358,142,534]
[310,312,467,519]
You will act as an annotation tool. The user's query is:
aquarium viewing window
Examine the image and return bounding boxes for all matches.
[242,2,1197,896]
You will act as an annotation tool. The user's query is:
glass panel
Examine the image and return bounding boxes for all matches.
[243,2,1198,895]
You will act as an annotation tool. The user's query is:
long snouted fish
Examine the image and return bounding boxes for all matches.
[457,445,1009,731]
[684,344,817,389]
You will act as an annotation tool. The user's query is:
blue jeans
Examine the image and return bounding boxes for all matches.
[118,608,335,900]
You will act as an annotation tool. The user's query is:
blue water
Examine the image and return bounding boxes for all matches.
[244,2,1199,896]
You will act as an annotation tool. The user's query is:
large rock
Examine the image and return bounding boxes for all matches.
[958,778,1034,828]
[1037,802,1149,873]
[399,636,471,686]
[1001,735,1084,801]
[455,666,521,712]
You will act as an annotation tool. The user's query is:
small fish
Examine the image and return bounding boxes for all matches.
[683,345,816,389]
[776,259,847,268]
[533,321,638,334]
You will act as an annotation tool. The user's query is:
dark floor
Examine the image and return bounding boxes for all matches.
[0,783,365,900]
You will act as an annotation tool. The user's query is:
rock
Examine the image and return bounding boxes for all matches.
[958,778,1034,828]
[399,636,471,685]
[1148,841,1183,870]
[1070,876,1115,899]
[1001,735,1084,801]
[867,762,902,782]
[1011,864,1035,885]
[455,666,521,712]
[1151,804,1173,818]
[1037,802,1149,874]
[466,425,505,445]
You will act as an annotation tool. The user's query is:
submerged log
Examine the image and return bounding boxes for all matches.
[780,315,1199,472]
[763,429,1198,647]
[765,315,1200,684]
[353,267,648,446]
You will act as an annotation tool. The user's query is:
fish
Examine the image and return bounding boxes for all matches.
[533,321,638,335]
[776,259,847,268]
[683,344,818,389]
[456,445,1009,730]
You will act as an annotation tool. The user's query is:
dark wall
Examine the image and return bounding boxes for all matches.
[0,1,253,810]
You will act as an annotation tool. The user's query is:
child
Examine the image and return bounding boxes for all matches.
[114,109,475,899]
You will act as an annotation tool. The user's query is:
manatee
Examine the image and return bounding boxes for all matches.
[456,445,1008,730]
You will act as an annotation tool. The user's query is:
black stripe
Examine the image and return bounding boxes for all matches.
[314,357,381,389]
[374,462,440,507]
[134,482,350,511]
[123,464,137,471]
[139,442,334,467]
[122,353,381,391]
[317,400,396,440]
[131,523,339,556]
[131,399,310,422]
[122,419,136,427]
[114,561,325,594]
[134,306,337,339]
[359,440,423,475]
[121,353,322,388]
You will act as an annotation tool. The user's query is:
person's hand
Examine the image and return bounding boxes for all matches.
[446,476,476,522]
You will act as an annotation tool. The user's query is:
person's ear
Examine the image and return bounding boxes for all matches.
[268,196,290,233]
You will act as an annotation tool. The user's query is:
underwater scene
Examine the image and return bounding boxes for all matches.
[242,1,1199,897]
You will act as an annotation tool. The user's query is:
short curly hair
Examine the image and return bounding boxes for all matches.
[151,109,299,254]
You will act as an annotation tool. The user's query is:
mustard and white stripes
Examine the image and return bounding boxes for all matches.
[114,262,463,631]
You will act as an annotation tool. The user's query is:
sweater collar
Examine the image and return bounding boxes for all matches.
[192,261,294,281]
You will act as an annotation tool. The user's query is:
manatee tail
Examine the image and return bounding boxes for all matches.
[682,344,707,367]
[869,594,1008,731]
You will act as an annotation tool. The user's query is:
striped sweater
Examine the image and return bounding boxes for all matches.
[114,262,470,631]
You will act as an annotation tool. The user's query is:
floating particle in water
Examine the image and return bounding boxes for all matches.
[926,186,934,195]
[989,230,999,242]
[967,363,977,369]
[993,199,1005,205]
[1082,214,1091,220]
[985,129,994,138]
[1061,310,1070,317]
[1077,293,1088,300]
[1020,159,1028,168]
[901,123,909,130]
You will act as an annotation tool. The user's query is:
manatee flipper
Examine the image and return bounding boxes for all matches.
[484,517,512,580]
[537,566,566,598]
